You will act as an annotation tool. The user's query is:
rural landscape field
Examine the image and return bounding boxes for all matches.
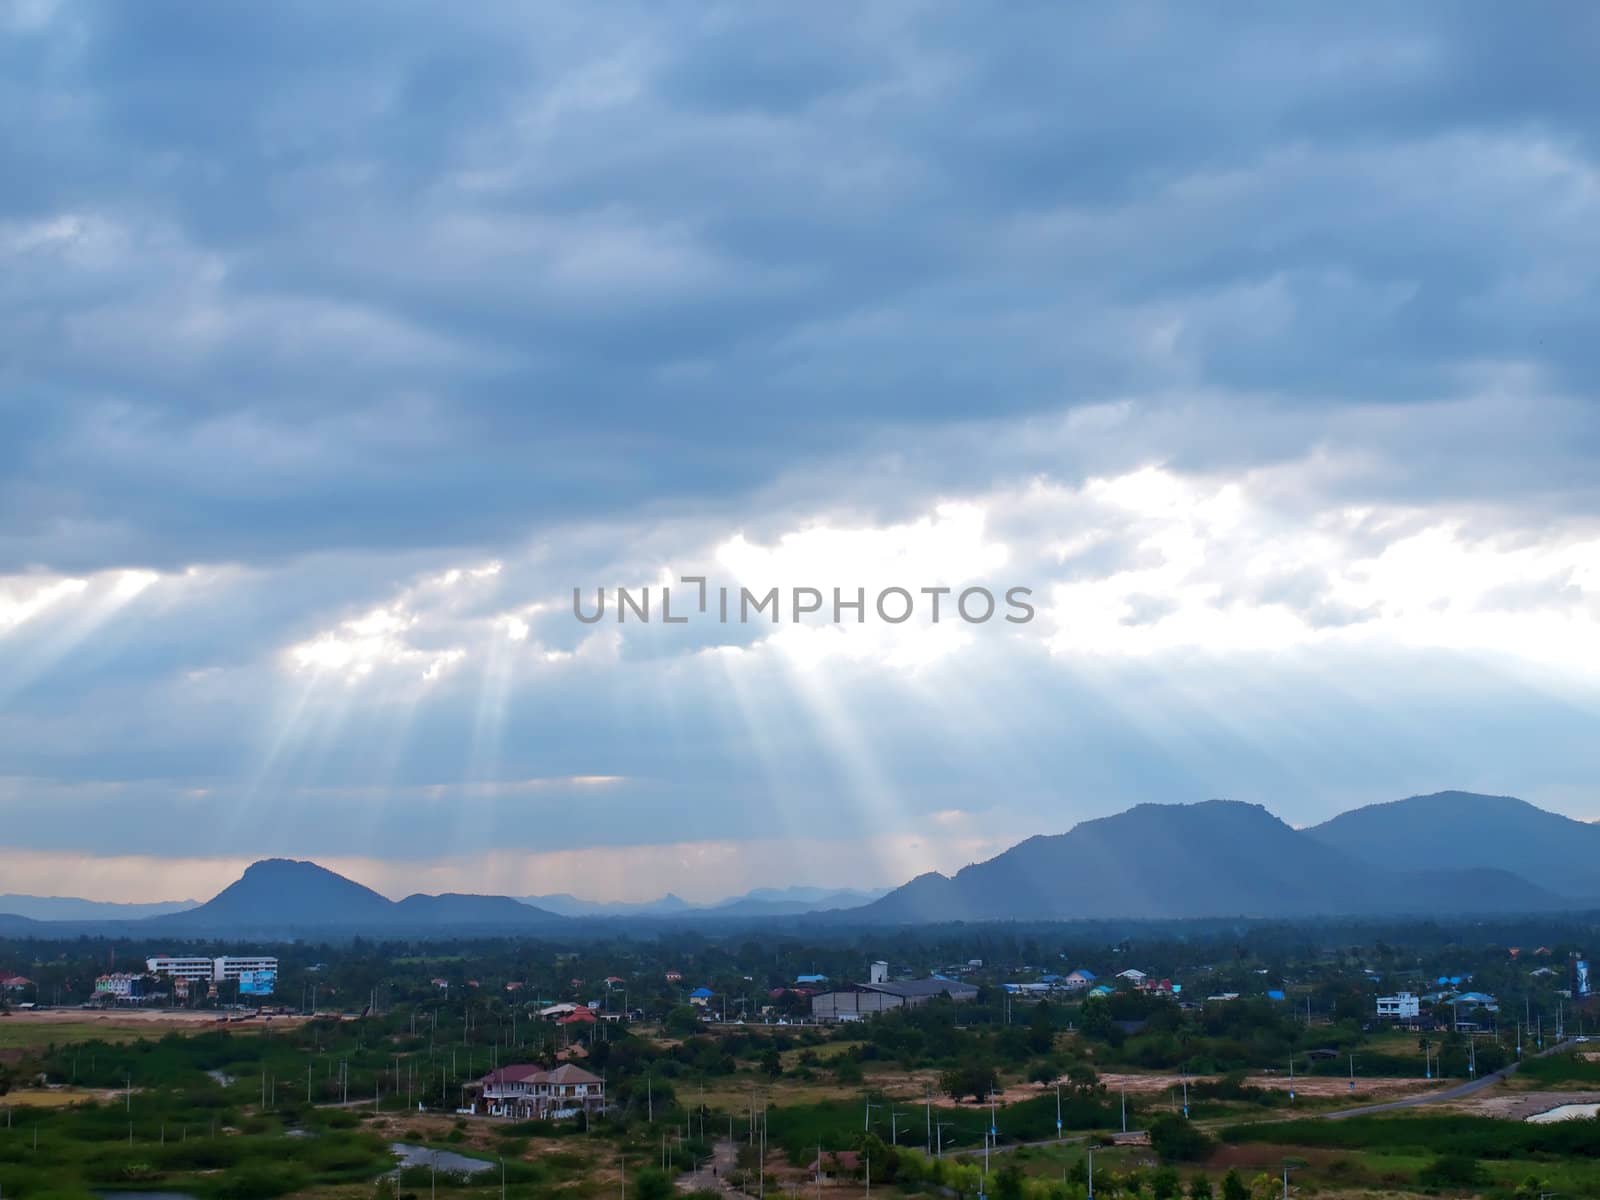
[3,888,1600,1199]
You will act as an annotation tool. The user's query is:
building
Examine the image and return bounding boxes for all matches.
[145,955,279,984]
[1376,992,1420,1020]
[1062,969,1097,991]
[811,977,978,1022]
[688,987,714,1008]
[145,956,214,983]
[468,1062,605,1119]
[1116,969,1148,986]
[0,975,32,992]
[869,961,889,984]
[94,973,149,1002]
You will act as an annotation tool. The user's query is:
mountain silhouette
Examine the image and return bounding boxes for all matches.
[1306,790,1600,900]
[854,799,1564,922]
[145,859,564,934]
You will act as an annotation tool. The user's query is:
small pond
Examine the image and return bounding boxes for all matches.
[390,1142,495,1175]
[1526,1103,1600,1123]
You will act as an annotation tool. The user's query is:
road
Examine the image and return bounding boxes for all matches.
[677,1136,746,1194]
[672,1040,1581,1188]
[1321,1038,1575,1120]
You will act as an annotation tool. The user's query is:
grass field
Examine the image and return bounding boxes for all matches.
[1,1085,113,1107]
[0,1009,307,1053]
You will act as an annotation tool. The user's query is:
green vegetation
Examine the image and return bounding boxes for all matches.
[2,916,1598,1198]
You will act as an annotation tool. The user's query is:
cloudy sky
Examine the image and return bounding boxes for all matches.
[4,2,1599,904]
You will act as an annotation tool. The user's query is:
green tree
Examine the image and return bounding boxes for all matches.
[1148,1114,1214,1164]
[1187,1175,1214,1200]
[939,1060,997,1103]
[664,1005,702,1037]
[1221,1168,1249,1200]
[760,1046,782,1077]
[1151,1167,1181,1200]
[993,1160,1027,1200]
[632,1168,676,1200]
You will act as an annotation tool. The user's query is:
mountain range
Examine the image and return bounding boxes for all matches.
[2,791,1596,934]
[519,885,890,918]
[130,859,568,936]
[0,895,197,922]
[851,794,1590,923]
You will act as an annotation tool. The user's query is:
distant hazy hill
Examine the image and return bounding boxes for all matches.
[854,799,1563,923]
[709,886,886,917]
[517,885,886,919]
[147,859,565,934]
[518,892,696,917]
[393,892,562,926]
[0,895,197,921]
[1306,791,1600,900]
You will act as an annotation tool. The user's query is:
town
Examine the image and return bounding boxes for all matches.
[2,914,1597,1198]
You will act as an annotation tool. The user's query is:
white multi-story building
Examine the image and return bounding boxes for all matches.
[214,955,278,982]
[146,955,279,983]
[145,956,215,982]
[1376,992,1420,1020]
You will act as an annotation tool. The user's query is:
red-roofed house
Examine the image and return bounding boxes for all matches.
[469,1062,605,1119]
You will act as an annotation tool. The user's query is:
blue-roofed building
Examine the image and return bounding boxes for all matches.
[688,987,714,1007]
[796,974,828,985]
[1266,989,1287,1002]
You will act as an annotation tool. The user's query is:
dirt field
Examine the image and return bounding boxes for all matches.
[0,1007,309,1051]
[1,1085,124,1108]
[693,1063,1447,1115]
[1445,1088,1600,1121]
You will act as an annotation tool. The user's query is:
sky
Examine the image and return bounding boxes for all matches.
[3,2,1600,904]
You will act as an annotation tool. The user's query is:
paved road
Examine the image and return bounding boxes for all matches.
[1321,1038,1575,1120]
[677,1136,746,1195]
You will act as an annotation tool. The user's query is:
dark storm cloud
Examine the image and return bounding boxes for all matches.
[5,3,1600,890]
[3,2,1598,573]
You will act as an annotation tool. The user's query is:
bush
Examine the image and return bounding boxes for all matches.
[1418,1155,1487,1187]
[1148,1114,1215,1164]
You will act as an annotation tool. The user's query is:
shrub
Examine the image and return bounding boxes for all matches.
[1148,1114,1215,1164]
[1418,1155,1487,1187]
